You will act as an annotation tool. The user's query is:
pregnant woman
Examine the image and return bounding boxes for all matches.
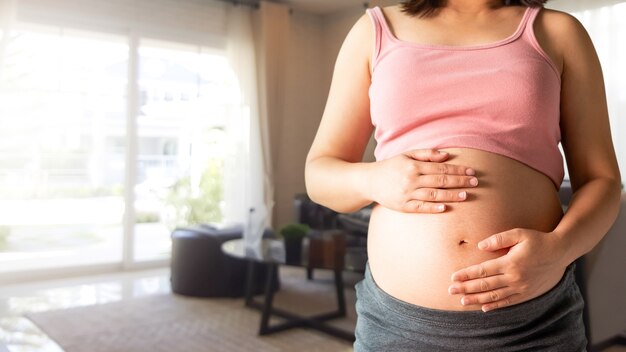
[305,0,621,351]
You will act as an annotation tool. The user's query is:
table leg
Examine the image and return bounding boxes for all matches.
[246,265,354,341]
[259,263,277,335]
[334,268,346,317]
[307,267,313,280]
[244,260,255,307]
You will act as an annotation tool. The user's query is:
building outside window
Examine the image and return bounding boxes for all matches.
[0,19,240,275]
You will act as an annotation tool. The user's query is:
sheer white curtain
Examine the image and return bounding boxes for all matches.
[224,3,274,242]
[0,0,14,83]
[548,0,626,184]
[0,0,276,230]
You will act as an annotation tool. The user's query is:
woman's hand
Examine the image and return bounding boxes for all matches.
[366,149,478,213]
[448,228,568,312]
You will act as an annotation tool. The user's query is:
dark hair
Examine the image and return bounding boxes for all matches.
[400,0,549,17]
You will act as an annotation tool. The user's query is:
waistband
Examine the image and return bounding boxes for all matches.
[361,261,578,329]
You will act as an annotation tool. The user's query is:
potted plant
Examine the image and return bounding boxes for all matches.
[278,223,310,264]
[0,226,10,250]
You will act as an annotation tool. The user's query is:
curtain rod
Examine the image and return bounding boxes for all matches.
[215,0,371,13]
[215,0,260,9]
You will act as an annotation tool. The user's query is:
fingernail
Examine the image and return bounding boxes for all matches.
[437,204,446,212]
[470,177,478,186]
[449,287,459,294]
[478,242,488,250]
[458,191,466,199]
[482,306,491,313]
[466,168,475,176]
[461,297,468,305]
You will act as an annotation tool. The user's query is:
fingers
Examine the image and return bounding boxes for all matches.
[403,149,450,162]
[417,174,479,189]
[391,149,478,213]
[480,294,521,312]
[460,289,519,310]
[448,264,517,312]
[416,160,476,177]
[402,200,447,213]
[411,188,468,203]
[450,259,502,282]
[402,184,472,214]
[478,229,523,251]
[401,189,469,213]
[448,274,507,294]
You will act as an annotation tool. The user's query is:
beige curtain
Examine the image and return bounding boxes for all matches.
[252,1,291,227]
[223,2,265,243]
[0,0,16,84]
[224,0,290,240]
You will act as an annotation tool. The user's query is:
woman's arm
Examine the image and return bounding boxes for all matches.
[549,11,621,264]
[306,13,477,214]
[305,14,376,213]
[448,10,621,311]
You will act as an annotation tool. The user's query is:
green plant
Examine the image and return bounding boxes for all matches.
[278,223,310,241]
[135,211,161,224]
[0,225,11,249]
[163,158,223,229]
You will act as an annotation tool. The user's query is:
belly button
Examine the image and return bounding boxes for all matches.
[458,240,468,246]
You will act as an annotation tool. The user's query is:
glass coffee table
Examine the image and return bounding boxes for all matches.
[221,236,364,342]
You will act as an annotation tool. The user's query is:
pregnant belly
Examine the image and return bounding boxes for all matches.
[366,148,563,311]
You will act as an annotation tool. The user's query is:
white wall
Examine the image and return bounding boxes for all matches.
[272,9,327,228]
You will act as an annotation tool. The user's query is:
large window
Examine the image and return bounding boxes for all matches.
[134,40,235,261]
[0,25,129,273]
[0,21,239,274]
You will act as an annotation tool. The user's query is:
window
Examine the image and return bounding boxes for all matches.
[0,25,128,272]
[134,40,236,261]
[0,22,240,274]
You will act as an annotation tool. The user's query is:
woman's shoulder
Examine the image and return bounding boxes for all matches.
[539,8,583,26]
[533,7,593,74]
[536,7,590,44]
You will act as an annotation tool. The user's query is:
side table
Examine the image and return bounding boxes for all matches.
[221,238,355,342]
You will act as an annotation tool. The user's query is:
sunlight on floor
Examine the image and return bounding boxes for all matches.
[0,267,624,352]
[0,268,170,352]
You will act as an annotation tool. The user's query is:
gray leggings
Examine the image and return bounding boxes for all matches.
[354,262,587,352]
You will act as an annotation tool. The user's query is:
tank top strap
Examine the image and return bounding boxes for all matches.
[521,6,542,43]
[366,7,395,69]
[521,6,560,78]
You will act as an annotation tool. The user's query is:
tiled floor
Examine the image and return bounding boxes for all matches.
[0,268,170,352]
[0,269,625,352]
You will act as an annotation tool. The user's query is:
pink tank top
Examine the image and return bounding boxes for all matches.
[366,6,563,188]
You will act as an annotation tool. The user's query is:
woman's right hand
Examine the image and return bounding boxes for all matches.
[366,149,478,213]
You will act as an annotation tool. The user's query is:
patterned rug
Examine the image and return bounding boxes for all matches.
[25,268,359,352]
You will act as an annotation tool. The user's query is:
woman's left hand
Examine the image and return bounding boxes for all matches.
[448,228,568,312]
